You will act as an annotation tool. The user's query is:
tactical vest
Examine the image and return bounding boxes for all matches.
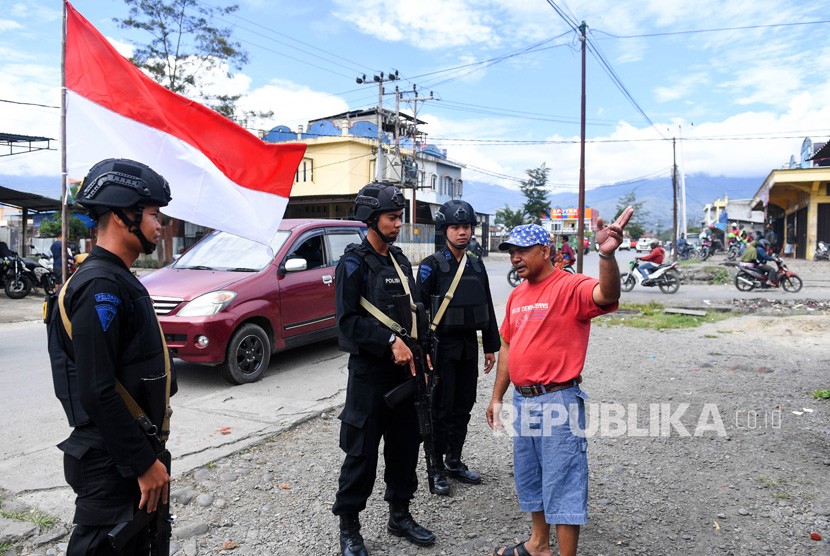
[430,249,490,332]
[45,259,170,433]
[338,243,414,354]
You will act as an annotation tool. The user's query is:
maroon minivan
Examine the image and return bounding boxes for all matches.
[140,219,366,384]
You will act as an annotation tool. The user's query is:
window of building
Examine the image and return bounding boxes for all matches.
[431,174,437,191]
[295,158,314,183]
[456,179,463,197]
[443,176,453,197]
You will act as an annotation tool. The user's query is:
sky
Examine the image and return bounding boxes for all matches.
[2,0,830,196]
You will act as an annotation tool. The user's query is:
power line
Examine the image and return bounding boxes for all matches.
[592,19,830,40]
[0,98,59,109]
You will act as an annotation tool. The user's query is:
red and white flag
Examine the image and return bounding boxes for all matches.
[64,1,306,245]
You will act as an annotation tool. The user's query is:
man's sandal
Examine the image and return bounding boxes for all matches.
[491,541,531,556]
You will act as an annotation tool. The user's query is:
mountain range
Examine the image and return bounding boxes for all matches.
[2,172,763,230]
[463,174,764,230]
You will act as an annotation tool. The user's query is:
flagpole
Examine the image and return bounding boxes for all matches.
[60,0,69,284]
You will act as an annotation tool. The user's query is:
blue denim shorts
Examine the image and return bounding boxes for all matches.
[512,385,589,525]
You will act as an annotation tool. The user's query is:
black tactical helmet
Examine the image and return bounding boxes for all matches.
[351,182,405,223]
[78,158,171,219]
[435,199,477,231]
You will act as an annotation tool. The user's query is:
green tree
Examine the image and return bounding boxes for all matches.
[39,214,88,240]
[614,191,649,238]
[520,165,551,225]
[115,0,255,120]
[495,205,525,229]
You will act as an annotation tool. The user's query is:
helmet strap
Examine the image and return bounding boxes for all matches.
[368,216,396,244]
[112,207,157,255]
[447,238,468,250]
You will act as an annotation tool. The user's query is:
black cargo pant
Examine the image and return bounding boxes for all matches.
[332,354,421,515]
[433,351,478,461]
[62,445,148,556]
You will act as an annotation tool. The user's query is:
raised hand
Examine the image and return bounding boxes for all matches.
[595,206,634,255]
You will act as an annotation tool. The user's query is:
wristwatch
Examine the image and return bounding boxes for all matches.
[388,334,396,346]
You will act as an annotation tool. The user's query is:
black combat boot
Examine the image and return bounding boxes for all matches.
[431,470,450,495]
[339,514,368,556]
[387,502,436,546]
[445,455,482,485]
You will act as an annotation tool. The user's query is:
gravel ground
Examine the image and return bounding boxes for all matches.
[4,307,830,556]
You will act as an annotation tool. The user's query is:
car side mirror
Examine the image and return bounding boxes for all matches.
[284,258,307,273]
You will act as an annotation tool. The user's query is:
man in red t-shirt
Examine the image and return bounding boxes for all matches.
[486,208,633,556]
[637,240,664,281]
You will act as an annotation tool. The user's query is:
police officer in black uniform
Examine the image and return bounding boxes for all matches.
[333,182,435,556]
[416,200,500,495]
[47,158,174,555]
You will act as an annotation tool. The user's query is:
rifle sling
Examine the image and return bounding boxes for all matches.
[429,252,467,332]
[57,270,172,442]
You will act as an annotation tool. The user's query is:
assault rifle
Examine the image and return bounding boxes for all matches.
[108,449,172,555]
[385,294,442,494]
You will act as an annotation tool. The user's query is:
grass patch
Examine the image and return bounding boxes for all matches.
[703,334,718,338]
[772,491,791,500]
[710,268,731,285]
[812,389,830,400]
[0,542,13,552]
[602,302,733,329]
[0,508,56,528]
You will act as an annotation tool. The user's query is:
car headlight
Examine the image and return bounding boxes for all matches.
[177,291,237,317]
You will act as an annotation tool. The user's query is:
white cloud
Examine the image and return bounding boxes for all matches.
[240,80,350,132]
[332,0,501,50]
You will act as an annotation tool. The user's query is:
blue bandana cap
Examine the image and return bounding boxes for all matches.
[498,224,550,251]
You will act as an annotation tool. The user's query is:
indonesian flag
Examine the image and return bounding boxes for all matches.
[64,1,306,245]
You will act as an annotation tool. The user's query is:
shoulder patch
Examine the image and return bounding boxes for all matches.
[419,264,432,282]
[95,303,118,332]
[343,256,361,277]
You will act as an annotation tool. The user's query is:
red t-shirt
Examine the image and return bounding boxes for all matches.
[640,247,664,264]
[499,270,617,386]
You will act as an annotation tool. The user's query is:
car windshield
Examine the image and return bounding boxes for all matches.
[172,230,290,271]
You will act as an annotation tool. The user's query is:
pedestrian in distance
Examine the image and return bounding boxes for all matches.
[45,158,174,556]
[415,200,500,496]
[332,182,435,556]
[50,234,66,286]
[486,207,634,556]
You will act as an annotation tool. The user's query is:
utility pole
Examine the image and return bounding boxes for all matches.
[577,21,587,274]
[356,70,399,182]
[398,85,433,225]
[672,137,678,261]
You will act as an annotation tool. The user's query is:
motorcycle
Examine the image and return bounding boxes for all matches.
[620,260,681,294]
[508,260,575,288]
[23,248,57,295]
[734,255,802,293]
[697,238,724,261]
[676,243,698,261]
[814,241,829,261]
[725,242,741,261]
[1,251,35,299]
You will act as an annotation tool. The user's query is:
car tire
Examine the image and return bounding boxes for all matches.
[220,323,271,385]
[4,275,32,299]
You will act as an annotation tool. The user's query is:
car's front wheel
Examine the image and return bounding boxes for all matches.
[221,323,271,385]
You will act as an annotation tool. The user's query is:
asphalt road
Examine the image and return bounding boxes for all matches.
[2,251,830,522]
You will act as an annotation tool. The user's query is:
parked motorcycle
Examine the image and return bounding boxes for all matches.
[1,251,35,299]
[734,255,802,292]
[814,241,829,261]
[620,260,681,294]
[23,248,57,295]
